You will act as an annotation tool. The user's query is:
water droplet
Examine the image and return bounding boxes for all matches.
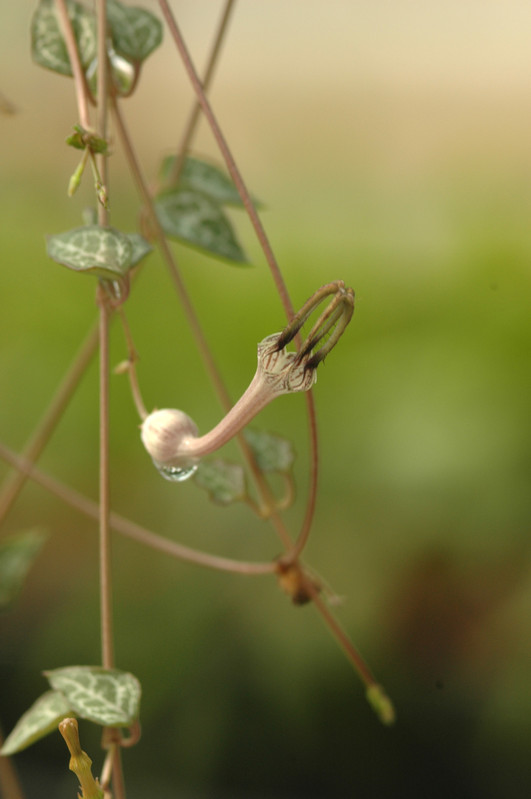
[154,460,198,483]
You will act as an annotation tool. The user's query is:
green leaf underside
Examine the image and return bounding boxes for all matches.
[31,0,96,77]
[194,460,247,505]
[0,529,48,611]
[47,226,133,279]
[244,429,295,473]
[107,0,163,63]
[0,690,72,756]
[155,189,249,264]
[45,666,141,727]
[160,156,260,208]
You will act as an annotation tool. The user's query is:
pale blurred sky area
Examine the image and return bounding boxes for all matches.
[2,2,531,125]
[2,1,531,209]
[3,1,531,87]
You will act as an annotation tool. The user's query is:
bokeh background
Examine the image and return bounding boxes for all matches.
[2,1,531,797]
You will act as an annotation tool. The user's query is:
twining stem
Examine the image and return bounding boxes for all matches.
[291,406,319,560]
[307,579,377,690]
[116,308,148,421]
[157,0,320,559]
[281,284,354,564]
[108,746,125,799]
[55,0,92,128]
[0,435,386,703]
[0,438,386,709]
[95,1,126,791]
[166,0,237,188]
[0,441,276,576]
[0,325,99,527]
[97,290,114,670]
[95,0,113,671]
[96,0,109,226]
[309,579,395,723]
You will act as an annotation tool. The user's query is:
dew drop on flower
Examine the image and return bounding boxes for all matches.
[154,461,198,482]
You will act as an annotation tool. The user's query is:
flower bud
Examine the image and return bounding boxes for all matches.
[140,282,354,484]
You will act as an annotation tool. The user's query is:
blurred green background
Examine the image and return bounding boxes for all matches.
[2,2,531,797]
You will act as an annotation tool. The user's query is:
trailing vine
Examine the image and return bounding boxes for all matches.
[0,3,394,797]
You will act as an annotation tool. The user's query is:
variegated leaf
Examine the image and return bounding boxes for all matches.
[44,666,141,727]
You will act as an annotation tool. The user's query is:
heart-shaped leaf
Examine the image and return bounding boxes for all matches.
[45,666,141,727]
[31,0,161,92]
[31,0,96,77]
[47,225,134,279]
[0,690,72,755]
[194,460,247,505]
[107,0,163,63]
[155,189,250,264]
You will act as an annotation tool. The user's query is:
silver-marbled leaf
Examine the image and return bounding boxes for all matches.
[107,0,163,63]
[47,225,133,279]
[44,666,141,727]
[31,0,96,77]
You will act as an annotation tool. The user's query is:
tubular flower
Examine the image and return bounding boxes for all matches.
[141,281,354,479]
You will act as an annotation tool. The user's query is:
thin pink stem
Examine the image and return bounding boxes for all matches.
[292,393,319,560]
[167,0,237,188]
[116,308,148,420]
[96,0,109,226]
[0,325,99,526]
[308,582,377,690]
[55,0,93,128]
[158,0,294,321]
[0,441,276,576]
[97,290,114,670]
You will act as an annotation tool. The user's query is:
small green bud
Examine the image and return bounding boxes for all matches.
[366,684,396,726]
[68,161,85,197]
